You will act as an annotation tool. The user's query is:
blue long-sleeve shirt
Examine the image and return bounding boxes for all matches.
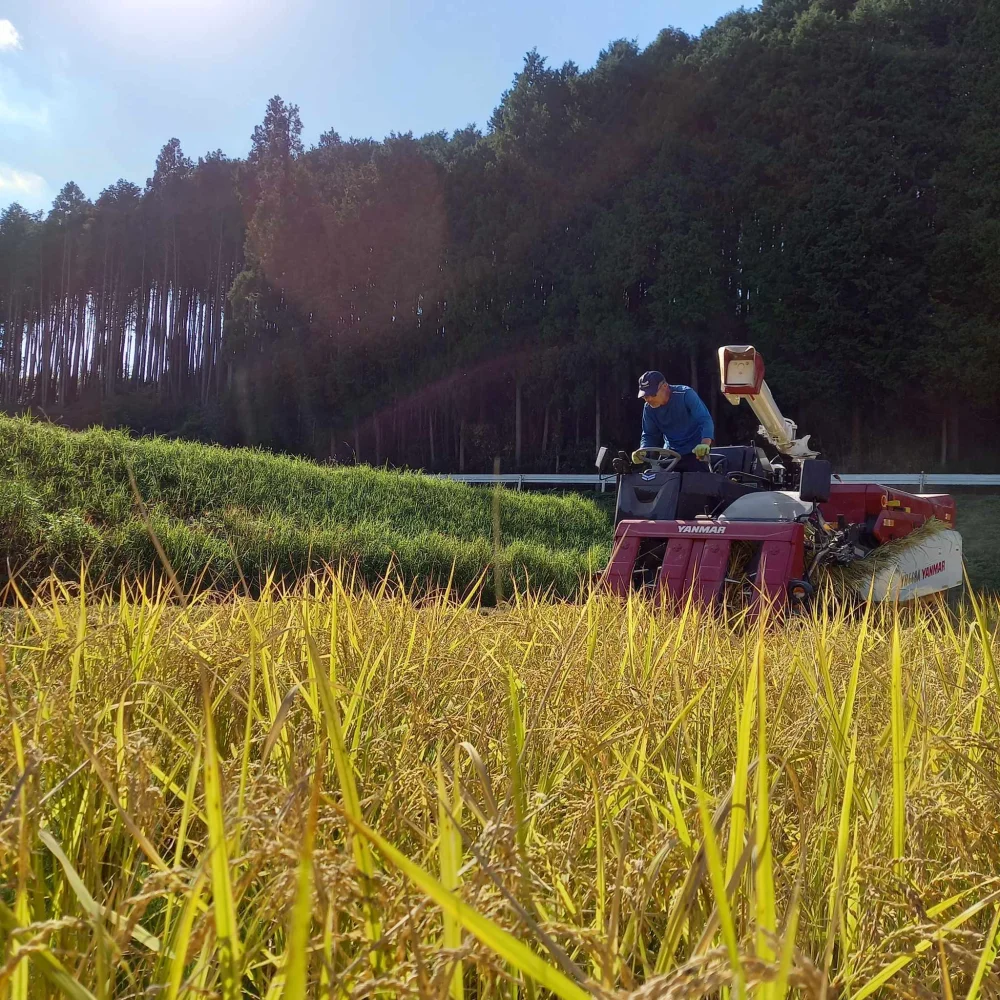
[640,384,714,455]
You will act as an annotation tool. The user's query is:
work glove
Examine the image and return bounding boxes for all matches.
[693,443,711,460]
[630,449,645,466]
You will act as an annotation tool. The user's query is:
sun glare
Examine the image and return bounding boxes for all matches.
[93,0,283,55]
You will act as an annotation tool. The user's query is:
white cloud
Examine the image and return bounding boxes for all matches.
[0,164,47,204]
[0,19,20,52]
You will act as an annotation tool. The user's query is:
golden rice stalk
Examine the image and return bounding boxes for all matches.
[0,899,98,1000]
[890,621,906,877]
[346,813,593,1000]
[696,775,743,992]
[164,870,208,1000]
[201,667,242,1000]
[436,746,464,1000]
[753,623,777,981]
[964,905,1000,1000]
[282,752,323,1000]
[310,635,384,972]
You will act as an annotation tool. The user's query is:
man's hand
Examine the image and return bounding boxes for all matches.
[630,449,645,466]
[693,442,711,460]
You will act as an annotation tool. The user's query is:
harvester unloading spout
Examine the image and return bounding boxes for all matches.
[717,345,819,460]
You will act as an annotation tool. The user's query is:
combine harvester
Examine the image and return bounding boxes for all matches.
[599,345,963,612]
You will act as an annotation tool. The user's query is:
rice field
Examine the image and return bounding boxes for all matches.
[3,571,1000,999]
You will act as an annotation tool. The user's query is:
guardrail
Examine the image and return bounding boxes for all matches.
[432,472,1000,492]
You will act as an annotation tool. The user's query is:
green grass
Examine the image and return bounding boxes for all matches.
[0,415,609,599]
[954,495,1000,593]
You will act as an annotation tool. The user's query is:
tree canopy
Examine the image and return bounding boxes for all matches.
[1,0,996,471]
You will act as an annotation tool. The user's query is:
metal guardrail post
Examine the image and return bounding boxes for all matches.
[918,471,926,494]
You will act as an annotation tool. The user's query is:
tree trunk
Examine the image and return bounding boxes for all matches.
[374,416,382,466]
[40,309,51,408]
[514,377,523,470]
[354,421,361,463]
[594,376,601,456]
[428,409,435,469]
[459,418,466,473]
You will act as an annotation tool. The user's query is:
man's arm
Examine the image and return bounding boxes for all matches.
[639,405,659,449]
[686,388,714,445]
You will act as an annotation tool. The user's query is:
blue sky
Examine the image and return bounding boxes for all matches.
[1,0,748,214]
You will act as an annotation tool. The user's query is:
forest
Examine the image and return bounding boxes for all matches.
[0,0,997,472]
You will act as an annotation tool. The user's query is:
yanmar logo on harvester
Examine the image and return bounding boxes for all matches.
[899,561,946,588]
[677,524,727,535]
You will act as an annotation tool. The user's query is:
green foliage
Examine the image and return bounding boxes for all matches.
[0,480,44,551]
[0,415,609,599]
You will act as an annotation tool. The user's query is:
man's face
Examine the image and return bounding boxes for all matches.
[642,382,670,408]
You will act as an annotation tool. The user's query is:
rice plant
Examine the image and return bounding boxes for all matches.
[2,569,1000,998]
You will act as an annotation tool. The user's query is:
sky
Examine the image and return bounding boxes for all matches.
[0,0,749,214]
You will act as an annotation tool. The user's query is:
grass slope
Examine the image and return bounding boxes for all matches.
[1,414,996,596]
[0,415,609,598]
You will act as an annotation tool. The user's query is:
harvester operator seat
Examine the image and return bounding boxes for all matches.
[706,445,769,478]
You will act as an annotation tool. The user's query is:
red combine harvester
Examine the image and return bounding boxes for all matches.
[598,346,963,612]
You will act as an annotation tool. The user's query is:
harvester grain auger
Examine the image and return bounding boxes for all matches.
[598,346,963,613]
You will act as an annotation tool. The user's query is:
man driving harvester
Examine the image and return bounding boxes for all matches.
[632,370,714,473]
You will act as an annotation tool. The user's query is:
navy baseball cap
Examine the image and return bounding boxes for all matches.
[637,371,666,398]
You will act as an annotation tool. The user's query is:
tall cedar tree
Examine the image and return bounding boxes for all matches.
[0,0,996,470]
